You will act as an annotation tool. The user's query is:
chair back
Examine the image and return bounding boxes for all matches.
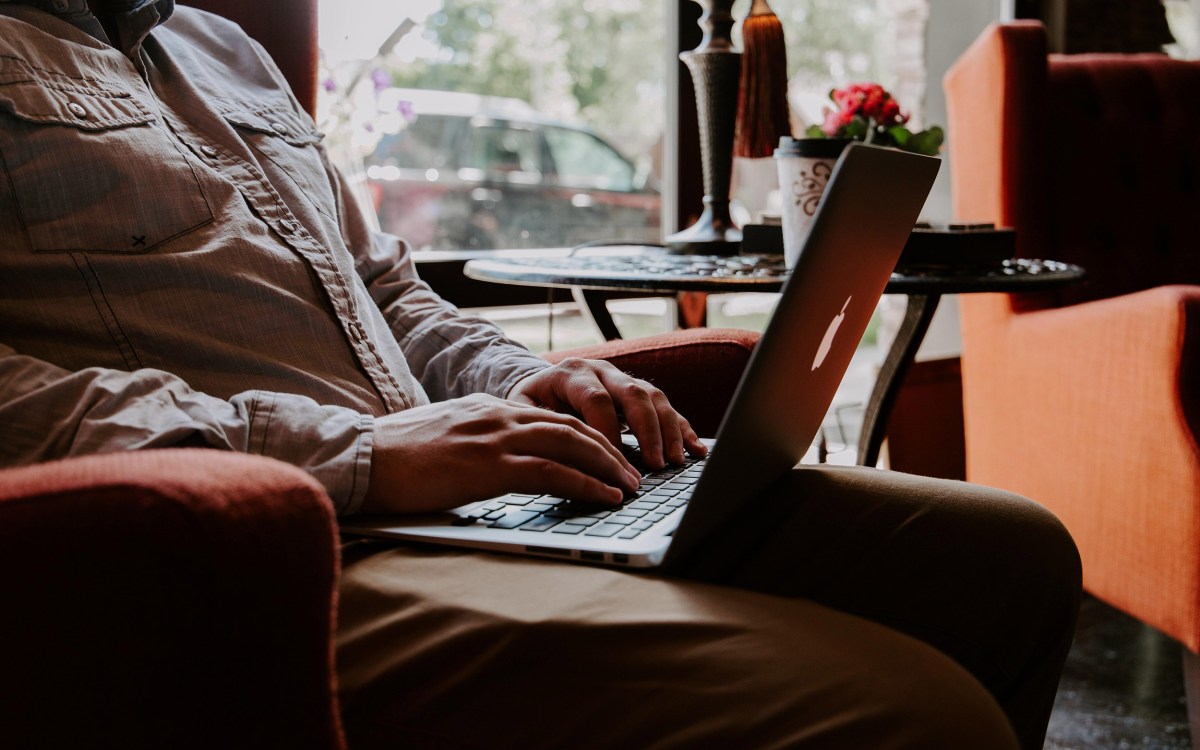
[946,21,1200,308]
[182,0,319,115]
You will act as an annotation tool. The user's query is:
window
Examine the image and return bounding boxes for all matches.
[544,127,639,193]
[319,0,667,255]
[319,0,928,366]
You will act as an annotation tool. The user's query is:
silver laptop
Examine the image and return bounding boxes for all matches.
[341,143,940,568]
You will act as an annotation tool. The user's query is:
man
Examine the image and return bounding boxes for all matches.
[0,1,1081,747]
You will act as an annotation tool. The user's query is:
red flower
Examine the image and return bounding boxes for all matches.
[806,82,942,156]
[830,82,908,128]
[821,106,855,136]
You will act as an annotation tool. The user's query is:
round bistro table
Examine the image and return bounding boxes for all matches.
[464,245,1085,468]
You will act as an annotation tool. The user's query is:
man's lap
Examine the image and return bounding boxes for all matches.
[334,466,1075,749]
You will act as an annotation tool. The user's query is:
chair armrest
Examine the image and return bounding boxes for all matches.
[0,450,345,750]
[965,284,1200,470]
[544,328,760,437]
[962,285,1200,646]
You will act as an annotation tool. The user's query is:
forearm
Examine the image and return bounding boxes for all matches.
[361,232,548,400]
[335,162,547,400]
[0,345,373,515]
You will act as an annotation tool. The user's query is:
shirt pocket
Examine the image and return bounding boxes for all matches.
[0,64,213,254]
[222,105,336,218]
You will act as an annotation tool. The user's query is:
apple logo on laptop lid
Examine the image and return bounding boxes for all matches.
[813,296,851,371]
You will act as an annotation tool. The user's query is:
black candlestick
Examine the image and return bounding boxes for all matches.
[667,0,742,255]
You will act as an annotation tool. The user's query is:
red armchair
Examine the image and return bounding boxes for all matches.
[944,20,1200,683]
[0,451,346,750]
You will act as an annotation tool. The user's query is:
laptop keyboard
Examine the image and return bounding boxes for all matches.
[451,448,706,540]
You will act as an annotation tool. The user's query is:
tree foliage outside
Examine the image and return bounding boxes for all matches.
[382,0,667,169]
[321,0,901,176]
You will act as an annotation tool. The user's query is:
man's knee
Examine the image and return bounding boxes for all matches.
[841,651,1020,750]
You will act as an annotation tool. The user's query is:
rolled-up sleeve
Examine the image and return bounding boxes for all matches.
[331,165,549,401]
[0,344,374,516]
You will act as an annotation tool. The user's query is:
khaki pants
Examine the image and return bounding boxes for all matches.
[336,466,1081,750]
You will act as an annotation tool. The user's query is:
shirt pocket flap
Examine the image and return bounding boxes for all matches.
[0,69,152,131]
[222,107,322,146]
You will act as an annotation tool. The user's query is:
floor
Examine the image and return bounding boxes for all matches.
[1046,595,1192,749]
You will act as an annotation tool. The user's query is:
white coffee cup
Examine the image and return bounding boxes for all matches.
[774,137,850,268]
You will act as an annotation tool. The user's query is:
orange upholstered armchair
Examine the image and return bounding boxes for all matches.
[945,21,1200,671]
[0,2,758,747]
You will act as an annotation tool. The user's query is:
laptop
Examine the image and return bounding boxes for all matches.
[341,143,940,568]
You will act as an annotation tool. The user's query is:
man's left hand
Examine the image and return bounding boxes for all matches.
[508,358,706,470]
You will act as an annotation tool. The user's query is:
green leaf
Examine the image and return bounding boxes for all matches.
[805,124,825,138]
[886,125,910,147]
[905,126,945,156]
[842,116,868,140]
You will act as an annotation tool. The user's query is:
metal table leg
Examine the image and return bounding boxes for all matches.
[572,287,624,341]
[856,294,942,467]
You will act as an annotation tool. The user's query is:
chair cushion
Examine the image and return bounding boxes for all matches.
[1041,54,1200,305]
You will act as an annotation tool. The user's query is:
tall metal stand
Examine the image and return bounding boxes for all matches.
[666,0,742,255]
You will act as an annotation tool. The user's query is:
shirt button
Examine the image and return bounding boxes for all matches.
[52,0,68,10]
[280,219,299,234]
[67,102,87,118]
[200,145,218,158]
[270,121,289,135]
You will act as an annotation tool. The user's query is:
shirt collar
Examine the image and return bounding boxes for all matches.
[0,0,175,42]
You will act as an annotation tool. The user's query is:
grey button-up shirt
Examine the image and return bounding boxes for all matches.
[0,0,551,514]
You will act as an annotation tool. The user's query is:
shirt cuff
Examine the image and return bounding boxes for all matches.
[245,390,376,516]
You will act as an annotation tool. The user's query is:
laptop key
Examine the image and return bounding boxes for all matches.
[488,510,540,529]
[618,529,643,539]
[615,509,648,519]
[561,517,599,527]
[550,524,584,535]
[519,515,562,532]
[583,524,624,537]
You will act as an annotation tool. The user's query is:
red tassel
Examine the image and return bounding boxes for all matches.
[734,0,791,158]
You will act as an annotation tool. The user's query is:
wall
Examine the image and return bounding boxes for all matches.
[910,0,1012,360]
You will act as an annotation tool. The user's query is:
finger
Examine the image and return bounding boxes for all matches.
[508,408,640,487]
[593,367,666,468]
[649,393,686,465]
[503,447,628,505]
[516,379,638,472]
[681,419,708,457]
[557,366,625,447]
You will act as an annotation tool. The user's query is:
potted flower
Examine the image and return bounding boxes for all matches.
[805,82,943,156]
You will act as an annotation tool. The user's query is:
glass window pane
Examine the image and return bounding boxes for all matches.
[544,126,636,192]
[319,0,665,253]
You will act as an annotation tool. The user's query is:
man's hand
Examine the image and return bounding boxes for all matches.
[508,358,707,470]
[361,394,642,515]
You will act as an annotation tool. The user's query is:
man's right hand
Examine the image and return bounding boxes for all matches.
[360,394,643,515]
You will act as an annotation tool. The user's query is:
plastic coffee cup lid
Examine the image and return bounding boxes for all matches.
[775,136,853,159]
